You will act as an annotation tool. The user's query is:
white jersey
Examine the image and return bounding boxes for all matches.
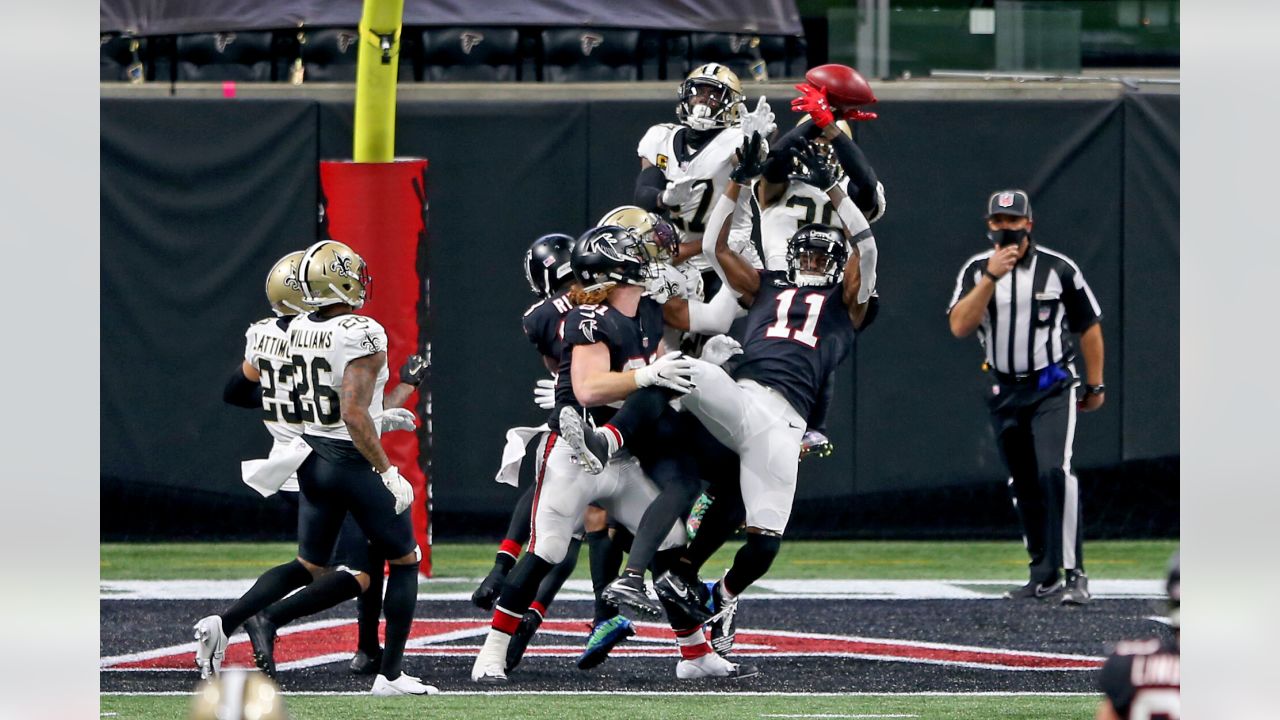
[637,123,759,271]
[759,177,868,271]
[287,312,389,442]
[243,316,302,444]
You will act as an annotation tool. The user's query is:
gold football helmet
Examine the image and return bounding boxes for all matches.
[678,63,743,130]
[299,240,371,308]
[189,669,289,720]
[265,250,308,316]
[596,205,681,263]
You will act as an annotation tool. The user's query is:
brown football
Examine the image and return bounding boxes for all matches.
[803,64,878,110]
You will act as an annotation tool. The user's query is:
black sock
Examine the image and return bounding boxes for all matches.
[503,484,537,547]
[723,533,782,596]
[264,570,362,628]
[604,386,671,445]
[493,552,517,574]
[379,563,419,681]
[356,566,384,654]
[221,559,313,632]
[534,537,581,610]
[495,553,555,618]
[586,530,618,623]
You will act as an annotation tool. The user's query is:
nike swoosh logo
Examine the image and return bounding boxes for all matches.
[672,584,690,600]
[788,422,804,430]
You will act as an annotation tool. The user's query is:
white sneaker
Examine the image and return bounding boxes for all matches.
[372,673,439,696]
[676,651,759,680]
[193,615,228,679]
[470,630,511,683]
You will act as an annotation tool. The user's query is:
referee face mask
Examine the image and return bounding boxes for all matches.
[987,227,1029,247]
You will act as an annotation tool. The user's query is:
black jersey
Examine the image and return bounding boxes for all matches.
[1098,638,1180,719]
[732,271,856,420]
[522,290,574,360]
[550,298,664,430]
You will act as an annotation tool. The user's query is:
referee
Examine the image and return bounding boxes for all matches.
[947,189,1105,606]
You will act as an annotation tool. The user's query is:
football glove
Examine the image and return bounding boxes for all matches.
[739,96,777,140]
[379,465,414,514]
[644,263,685,304]
[660,176,701,210]
[375,407,417,433]
[730,132,767,184]
[789,144,839,192]
[534,376,557,410]
[634,351,696,394]
[841,107,879,122]
[700,335,744,367]
[791,83,834,128]
[399,354,429,386]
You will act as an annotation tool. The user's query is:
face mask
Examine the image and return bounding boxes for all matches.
[987,227,1028,247]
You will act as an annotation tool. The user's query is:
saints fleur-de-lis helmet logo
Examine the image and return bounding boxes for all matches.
[265,250,308,316]
[299,240,372,309]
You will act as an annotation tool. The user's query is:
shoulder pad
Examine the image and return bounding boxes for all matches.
[638,124,679,165]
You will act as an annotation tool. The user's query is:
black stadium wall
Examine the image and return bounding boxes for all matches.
[101,93,1179,540]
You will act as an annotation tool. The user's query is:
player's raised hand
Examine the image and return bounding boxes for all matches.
[841,107,878,122]
[700,335,744,367]
[399,354,429,386]
[644,263,684,304]
[730,132,767,184]
[379,466,414,514]
[986,244,1020,279]
[634,351,696,394]
[533,376,557,410]
[788,144,838,191]
[375,407,417,433]
[740,96,777,139]
[791,83,834,128]
[660,176,701,210]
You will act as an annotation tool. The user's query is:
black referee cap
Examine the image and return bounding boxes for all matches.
[986,189,1033,220]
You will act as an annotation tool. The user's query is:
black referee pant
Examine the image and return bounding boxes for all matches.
[989,381,1083,585]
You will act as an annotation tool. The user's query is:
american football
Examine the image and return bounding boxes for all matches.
[804,63,878,109]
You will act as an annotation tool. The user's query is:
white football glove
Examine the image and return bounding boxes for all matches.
[700,335,744,367]
[634,351,696,394]
[660,176,700,210]
[379,465,414,515]
[534,376,557,410]
[855,236,878,305]
[739,96,777,140]
[644,264,685,304]
[374,407,417,433]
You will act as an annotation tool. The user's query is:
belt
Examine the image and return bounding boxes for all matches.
[992,362,1072,388]
[994,370,1039,385]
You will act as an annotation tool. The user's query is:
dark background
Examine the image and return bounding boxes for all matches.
[101,93,1179,540]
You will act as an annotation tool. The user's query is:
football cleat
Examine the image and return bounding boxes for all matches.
[558,407,607,475]
[349,647,382,676]
[676,651,759,680]
[707,580,739,656]
[602,572,664,618]
[1003,577,1065,600]
[471,564,509,611]
[577,615,636,670]
[371,673,439,696]
[505,612,542,672]
[654,571,714,624]
[1060,571,1091,606]
[243,615,279,679]
[799,430,833,460]
[193,615,228,679]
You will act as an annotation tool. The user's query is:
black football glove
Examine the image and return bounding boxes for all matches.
[789,144,839,192]
[399,354,429,386]
[730,132,767,184]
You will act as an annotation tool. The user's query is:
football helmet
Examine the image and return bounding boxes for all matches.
[265,250,308,316]
[596,205,681,263]
[677,63,744,131]
[571,225,657,293]
[1166,550,1180,628]
[299,240,371,308]
[190,669,289,720]
[793,117,852,184]
[524,233,575,298]
[786,223,848,288]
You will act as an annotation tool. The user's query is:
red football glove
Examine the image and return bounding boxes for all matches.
[841,107,878,122]
[791,83,834,128]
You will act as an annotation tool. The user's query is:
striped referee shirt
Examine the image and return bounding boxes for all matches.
[947,244,1102,375]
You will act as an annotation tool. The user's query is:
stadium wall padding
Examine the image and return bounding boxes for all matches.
[100,94,1179,539]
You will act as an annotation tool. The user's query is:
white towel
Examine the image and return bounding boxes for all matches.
[495,424,550,487]
[241,436,312,497]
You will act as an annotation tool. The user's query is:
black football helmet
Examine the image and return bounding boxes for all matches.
[786,223,849,288]
[524,233,575,298]
[571,225,656,292]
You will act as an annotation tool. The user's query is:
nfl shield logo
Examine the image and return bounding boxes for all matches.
[1038,305,1052,322]
[542,255,556,267]
[998,192,1015,208]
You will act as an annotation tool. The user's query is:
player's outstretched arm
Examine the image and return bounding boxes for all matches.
[842,252,871,329]
[570,343,694,406]
[383,353,428,409]
[342,352,393,473]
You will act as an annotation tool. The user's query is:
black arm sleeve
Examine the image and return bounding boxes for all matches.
[806,370,836,434]
[635,164,667,212]
[223,368,263,409]
[762,122,821,184]
[859,295,881,331]
[829,132,880,215]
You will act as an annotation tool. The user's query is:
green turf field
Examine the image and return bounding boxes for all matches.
[100,692,1100,720]
[100,539,1176,581]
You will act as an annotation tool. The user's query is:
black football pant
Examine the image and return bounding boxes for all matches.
[990,384,1084,585]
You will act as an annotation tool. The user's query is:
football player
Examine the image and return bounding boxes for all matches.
[1096,552,1181,719]
[194,240,436,696]
[634,63,777,292]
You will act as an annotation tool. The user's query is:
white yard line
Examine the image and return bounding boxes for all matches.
[101,690,1099,697]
